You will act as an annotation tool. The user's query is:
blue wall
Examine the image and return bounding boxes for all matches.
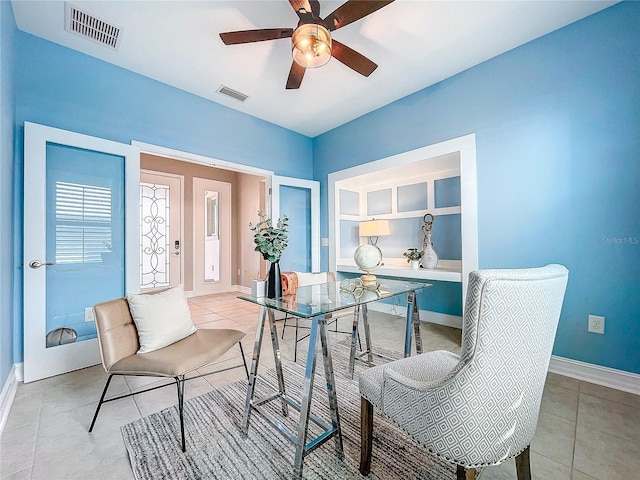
[3,3,639,378]
[0,0,17,389]
[314,2,640,374]
[11,30,314,364]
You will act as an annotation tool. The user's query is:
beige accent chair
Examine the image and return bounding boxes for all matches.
[359,265,569,480]
[88,296,248,452]
[280,271,360,361]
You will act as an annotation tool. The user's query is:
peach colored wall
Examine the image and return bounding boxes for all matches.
[238,175,266,287]
[141,153,263,293]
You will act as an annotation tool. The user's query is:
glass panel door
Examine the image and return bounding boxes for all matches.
[271,176,320,272]
[45,144,125,347]
[23,122,139,382]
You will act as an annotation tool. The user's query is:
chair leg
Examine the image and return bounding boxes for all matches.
[238,341,250,381]
[175,375,186,452]
[515,445,531,480]
[456,465,476,480]
[359,397,374,475]
[89,374,114,432]
[293,318,299,363]
[281,314,289,339]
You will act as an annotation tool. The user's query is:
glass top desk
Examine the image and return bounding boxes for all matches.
[238,278,431,479]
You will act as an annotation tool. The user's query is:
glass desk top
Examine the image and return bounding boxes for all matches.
[238,278,431,318]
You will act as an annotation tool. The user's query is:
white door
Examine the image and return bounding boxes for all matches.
[271,175,320,272]
[193,178,232,295]
[139,171,183,290]
[23,122,139,383]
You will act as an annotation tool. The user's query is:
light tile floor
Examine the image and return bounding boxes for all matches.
[1,292,639,479]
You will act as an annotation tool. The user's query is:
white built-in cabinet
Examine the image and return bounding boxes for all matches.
[328,134,478,308]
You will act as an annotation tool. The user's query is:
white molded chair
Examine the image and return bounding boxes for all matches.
[359,264,569,480]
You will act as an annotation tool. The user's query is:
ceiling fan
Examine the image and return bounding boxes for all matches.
[219,0,395,89]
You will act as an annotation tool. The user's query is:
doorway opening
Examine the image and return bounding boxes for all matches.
[139,151,267,296]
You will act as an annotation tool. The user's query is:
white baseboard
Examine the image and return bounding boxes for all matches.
[187,286,250,297]
[549,356,640,395]
[0,363,21,437]
[367,303,463,329]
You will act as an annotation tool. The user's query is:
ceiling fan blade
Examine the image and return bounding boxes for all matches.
[286,61,306,89]
[219,28,293,45]
[323,0,395,32]
[288,0,313,16]
[331,40,377,76]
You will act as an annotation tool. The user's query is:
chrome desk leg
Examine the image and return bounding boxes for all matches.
[318,317,344,459]
[404,291,423,357]
[412,291,423,355]
[362,303,374,364]
[293,316,321,479]
[267,307,288,416]
[348,305,360,378]
[242,306,267,435]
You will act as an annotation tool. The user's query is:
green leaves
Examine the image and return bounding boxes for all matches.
[402,248,423,262]
[249,211,289,262]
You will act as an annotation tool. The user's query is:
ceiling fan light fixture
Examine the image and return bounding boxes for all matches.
[292,23,332,68]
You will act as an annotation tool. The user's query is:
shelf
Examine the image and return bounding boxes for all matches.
[336,263,462,283]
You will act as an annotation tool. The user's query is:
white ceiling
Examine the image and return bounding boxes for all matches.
[12,0,616,137]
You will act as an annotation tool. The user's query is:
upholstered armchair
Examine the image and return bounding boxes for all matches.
[359,264,569,480]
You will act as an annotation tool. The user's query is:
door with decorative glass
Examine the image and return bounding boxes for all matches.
[139,171,183,291]
[23,122,139,383]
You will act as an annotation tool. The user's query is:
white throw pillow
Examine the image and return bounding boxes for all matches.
[127,285,196,354]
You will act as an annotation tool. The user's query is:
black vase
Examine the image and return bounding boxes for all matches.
[266,261,282,299]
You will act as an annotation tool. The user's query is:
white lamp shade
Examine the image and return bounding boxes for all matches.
[359,219,390,238]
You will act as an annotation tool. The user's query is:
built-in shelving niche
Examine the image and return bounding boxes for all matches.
[328,134,478,328]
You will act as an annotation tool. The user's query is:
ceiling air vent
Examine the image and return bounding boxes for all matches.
[217,85,249,103]
[65,4,121,49]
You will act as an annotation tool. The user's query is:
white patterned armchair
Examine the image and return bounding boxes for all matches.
[359,264,569,480]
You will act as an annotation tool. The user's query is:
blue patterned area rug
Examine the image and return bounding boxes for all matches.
[121,342,457,479]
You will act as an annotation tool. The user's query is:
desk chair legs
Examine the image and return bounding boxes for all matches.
[456,466,477,480]
[239,341,250,380]
[359,397,374,475]
[89,374,114,433]
[175,375,186,452]
[89,341,249,453]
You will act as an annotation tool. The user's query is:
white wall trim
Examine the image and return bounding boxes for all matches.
[367,303,463,329]
[132,141,273,177]
[235,285,251,294]
[328,133,478,307]
[549,356,640,395]
[0,364,21,436]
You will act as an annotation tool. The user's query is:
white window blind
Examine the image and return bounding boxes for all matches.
[55,181,112,264]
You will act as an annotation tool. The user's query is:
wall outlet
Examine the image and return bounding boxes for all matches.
[84,307,94,323]
[588,315,605,334]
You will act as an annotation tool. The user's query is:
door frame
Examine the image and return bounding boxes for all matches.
[131,141,321,282]
[23,122,140,382]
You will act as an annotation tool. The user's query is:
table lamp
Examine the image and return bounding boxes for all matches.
[354,219,390,288]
